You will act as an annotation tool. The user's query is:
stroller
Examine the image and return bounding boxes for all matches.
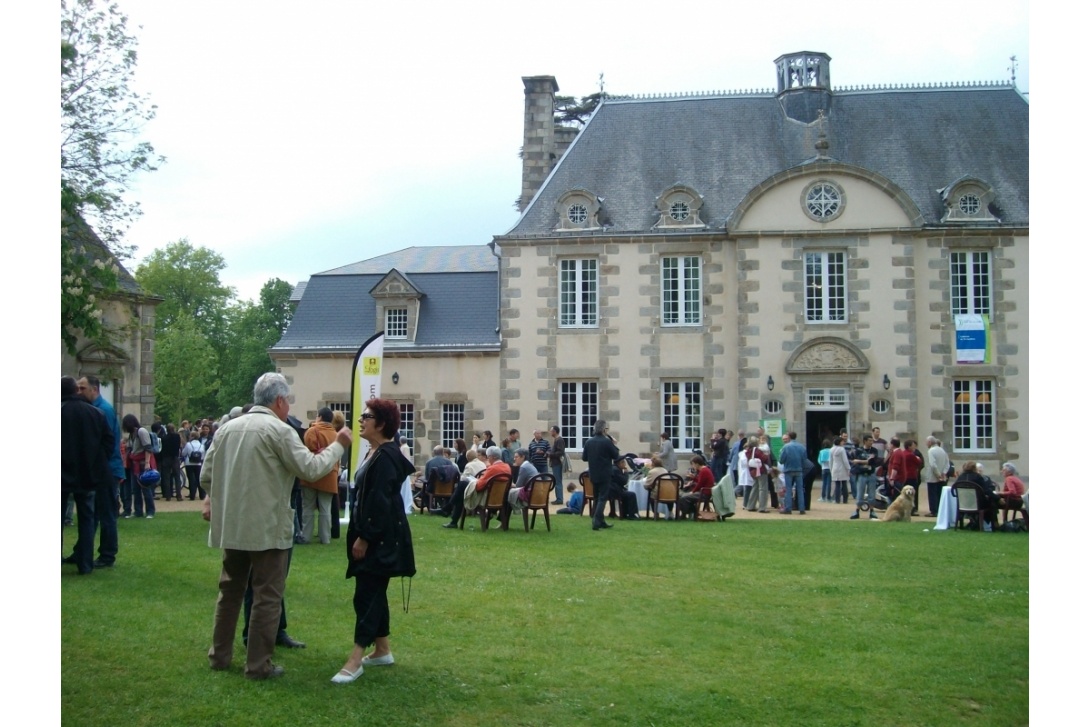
[860,478,900,512]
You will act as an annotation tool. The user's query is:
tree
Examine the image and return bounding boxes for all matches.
[134,239,236,347]
[153,312,220,425]
[216,279,294,410]
[62,0,163,253]
[554,92,607,127]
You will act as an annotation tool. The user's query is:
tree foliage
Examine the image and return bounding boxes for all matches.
[134,239,236,348]
[153,312,220,425]
[554,92,606,127]
[62,0,163,253]
[215,279,294,411]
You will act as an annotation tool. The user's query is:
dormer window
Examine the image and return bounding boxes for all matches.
[555,190,601,231]
[654,184,705,229]
[940,177,999,224]
[370,269,423,344]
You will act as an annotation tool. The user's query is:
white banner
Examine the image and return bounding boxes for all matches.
[350,332,384,476]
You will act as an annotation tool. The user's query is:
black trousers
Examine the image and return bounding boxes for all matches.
[927,481,943,514]
[353,573,391,648]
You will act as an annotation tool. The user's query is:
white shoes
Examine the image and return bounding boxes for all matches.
[331,664,363,683]
[362,652,394,666]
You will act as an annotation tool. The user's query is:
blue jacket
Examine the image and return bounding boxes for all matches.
[93,394,125,480]
[778,441,808,474]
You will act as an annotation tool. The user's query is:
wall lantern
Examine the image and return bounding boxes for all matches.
[882,374,891,390]
[767,375,775,392]
[392,371,400,385]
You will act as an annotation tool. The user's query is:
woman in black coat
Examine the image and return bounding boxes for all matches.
[332,397,416,684]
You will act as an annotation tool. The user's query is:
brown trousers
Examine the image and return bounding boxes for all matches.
[208,548,290,679]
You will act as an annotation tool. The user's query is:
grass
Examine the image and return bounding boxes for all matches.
[62,511,1028,726]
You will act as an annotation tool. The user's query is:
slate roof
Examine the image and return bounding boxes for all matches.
[272,246,500,353]
[62,210,149,297]
[503,84,1029,237]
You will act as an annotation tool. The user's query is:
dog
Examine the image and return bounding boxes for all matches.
[880,484,915,522]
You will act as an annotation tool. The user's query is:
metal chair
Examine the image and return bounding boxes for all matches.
[646,473,682,520]
[521,473,554,532]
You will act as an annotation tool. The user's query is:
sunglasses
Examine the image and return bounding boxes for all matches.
[358,413,376,421]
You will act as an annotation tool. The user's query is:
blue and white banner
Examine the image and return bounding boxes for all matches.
[954,314,990,364]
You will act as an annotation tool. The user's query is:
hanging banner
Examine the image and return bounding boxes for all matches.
[761,419,787,460]
[954,314,990,364]
[350,332,384,477]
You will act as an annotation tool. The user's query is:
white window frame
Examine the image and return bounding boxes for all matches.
[662,381,702,452]
[440,403,464,449]
[398,403,414,456]
[559,259,598,328]
[804,251,847,323]
[385,307,408,339]
[327,401,352,424]
[953,380,995,453]
[950,251,992,316]
[559,381,598,450]
[662,256,702,326]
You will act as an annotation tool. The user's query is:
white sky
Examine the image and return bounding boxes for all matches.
[114,0,1031,301]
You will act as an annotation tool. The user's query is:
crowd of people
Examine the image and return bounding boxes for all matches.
[65,378,1028,682]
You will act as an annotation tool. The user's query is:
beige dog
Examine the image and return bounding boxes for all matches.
[880,485,915,522]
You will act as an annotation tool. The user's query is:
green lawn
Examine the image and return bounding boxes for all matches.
[62,512,1028,726]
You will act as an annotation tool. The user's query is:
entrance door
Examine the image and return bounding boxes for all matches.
[803,387,849,460]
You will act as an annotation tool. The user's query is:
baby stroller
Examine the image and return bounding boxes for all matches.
[862,479,900,512]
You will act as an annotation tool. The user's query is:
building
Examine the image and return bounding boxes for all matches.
[276,51,1029,473]
[61,212,160,424]
[270,246,501,459]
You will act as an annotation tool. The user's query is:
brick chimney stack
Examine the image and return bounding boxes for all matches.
[519,76,559,212]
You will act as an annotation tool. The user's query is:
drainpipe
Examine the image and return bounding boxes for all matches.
[488,240,502,339]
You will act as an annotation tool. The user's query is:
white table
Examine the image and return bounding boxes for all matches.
[629,478,672,519]
[934,486,958,530]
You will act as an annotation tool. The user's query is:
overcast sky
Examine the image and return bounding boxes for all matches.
[112,0,1031,301]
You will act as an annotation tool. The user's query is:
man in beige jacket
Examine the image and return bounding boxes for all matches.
[202,373,351,680]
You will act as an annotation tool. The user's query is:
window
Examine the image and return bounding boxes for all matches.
[763,400,784,416]
[662,381,702,451]
[806,388,849,409]
[662,256,701,326]
[398,403,414,455]
[385,308,408,339]
[953,380,994,452]
[440,403,464,449]
[950,251,992,316]
[567,204,588,224]
[870,399,891,415]
[803,181,843,221]
[559,381,598,449]
[670,201,690,221]
[959,194,980,215]
[559,259,598,328]
[654,184,704,229]
[804,251,846,323]
[327,401,352,424]
[555,190,600,230]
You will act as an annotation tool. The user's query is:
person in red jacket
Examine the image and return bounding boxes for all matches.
[887,439,923,515]
[679,454,714,519]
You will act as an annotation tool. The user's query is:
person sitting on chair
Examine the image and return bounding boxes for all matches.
[953,461,999,530]
[678,454,714,519]
[442,446,511,529]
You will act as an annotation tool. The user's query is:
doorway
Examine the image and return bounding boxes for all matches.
[805,411,847,460]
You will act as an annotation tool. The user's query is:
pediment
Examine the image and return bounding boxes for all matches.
[369,269,423,299]
[786,336,870,374]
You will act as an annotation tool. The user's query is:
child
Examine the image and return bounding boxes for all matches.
[556,482,584,514]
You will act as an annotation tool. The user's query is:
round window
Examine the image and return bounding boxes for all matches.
[870,399,891,414]
[670,201,690,221]
[958,194,980,215]
[763,400,784,415]
[804,182,843,221]
[567,204,588,224]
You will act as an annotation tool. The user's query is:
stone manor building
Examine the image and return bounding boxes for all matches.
[273,51,1029,473]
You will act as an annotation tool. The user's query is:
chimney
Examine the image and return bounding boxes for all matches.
[519,76,559,212]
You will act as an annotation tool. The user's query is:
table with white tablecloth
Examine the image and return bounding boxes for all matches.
[933,486,959,530]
